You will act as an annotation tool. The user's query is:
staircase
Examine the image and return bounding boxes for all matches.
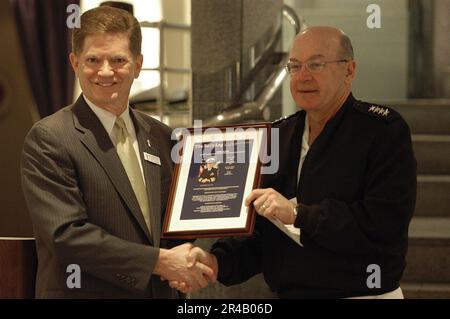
[391,100,450,298]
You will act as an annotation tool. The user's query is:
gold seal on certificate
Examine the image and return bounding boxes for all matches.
[162,123,271,239]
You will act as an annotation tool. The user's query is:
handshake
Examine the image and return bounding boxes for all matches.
[154,243,218,293]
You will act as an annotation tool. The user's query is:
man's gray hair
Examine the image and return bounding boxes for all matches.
[340,33,354,59]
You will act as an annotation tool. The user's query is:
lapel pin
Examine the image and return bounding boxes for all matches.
[147,139,151,148]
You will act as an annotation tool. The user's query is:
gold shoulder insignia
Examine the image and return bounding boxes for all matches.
[272,111,302,126]
[353,99,399,121]
[368,105,390,117]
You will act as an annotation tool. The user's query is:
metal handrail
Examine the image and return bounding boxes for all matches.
[141,66,191,74]
[139,20,191,121]
[140,21,190,31]
[204,56,289,126]
[203,4,302,126]
[138,4,302,126]
[282,4,301,34]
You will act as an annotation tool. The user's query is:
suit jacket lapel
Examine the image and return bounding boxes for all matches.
[131,110,162,248]
[71,96,153,243]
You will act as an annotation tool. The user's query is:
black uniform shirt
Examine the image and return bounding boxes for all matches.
[212,93,417,298]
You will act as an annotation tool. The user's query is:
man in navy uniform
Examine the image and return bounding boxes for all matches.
[174,26,417,299]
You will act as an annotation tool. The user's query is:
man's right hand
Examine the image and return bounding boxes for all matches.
[153,243,215,291]
[168,246,218,293]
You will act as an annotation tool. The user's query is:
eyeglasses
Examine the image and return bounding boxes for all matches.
[285,59,350,74]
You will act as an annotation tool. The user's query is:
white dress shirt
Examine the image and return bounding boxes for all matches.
[83,95,145,184]
[297,115,310,183]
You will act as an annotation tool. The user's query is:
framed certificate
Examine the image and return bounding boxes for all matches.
[162,123,271,239]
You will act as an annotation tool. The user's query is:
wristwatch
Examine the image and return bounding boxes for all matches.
[292,203,299,223]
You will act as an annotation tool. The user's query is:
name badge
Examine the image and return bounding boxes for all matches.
[143,152,161,166]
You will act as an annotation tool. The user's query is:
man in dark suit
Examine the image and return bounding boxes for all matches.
[20,6,214,298]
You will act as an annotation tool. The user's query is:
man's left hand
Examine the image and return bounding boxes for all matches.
[245,188,296,225]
